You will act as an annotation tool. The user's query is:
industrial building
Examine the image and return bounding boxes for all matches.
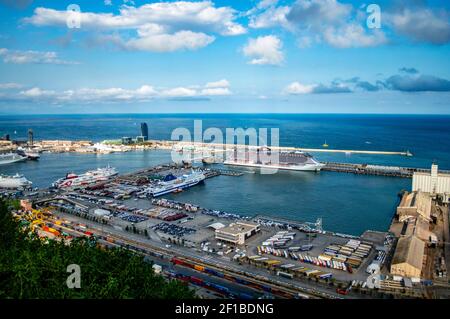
[412,164,450,203]
[215,221,260,245]
[390,235,425,278]
[397,191,432,222]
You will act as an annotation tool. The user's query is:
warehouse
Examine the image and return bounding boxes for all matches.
[390,235,425,278]
[397,191,432,222]
[215,221,260,245]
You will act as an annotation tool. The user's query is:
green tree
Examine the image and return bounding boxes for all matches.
[0,200,195,299]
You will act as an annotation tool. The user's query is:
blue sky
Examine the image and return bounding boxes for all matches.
[0,0,449,114]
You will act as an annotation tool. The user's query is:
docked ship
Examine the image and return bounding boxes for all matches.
[0,174,32,189]
[17,147,40,160]
[224,148,325,172]
[53,166,118,188]
[0,152,28,165]
[147,171,206,197]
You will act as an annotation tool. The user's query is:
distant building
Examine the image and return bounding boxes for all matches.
[28,129,34,145]
[121,137,133,145]
[135,136,145,143]
[140,122,149,141]
[390,235,425,278]
[412,164,450,203]
[215,221,260,245]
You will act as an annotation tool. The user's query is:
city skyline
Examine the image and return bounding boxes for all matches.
[0,0,449,114]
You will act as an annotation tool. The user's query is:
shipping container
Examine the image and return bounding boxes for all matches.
[194,265,205,272]
[277,271,294,279]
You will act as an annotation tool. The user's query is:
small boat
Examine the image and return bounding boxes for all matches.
[172,188,183,194]
[322,141,329,148]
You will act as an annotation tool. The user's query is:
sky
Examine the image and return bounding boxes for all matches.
[0,0,449,114]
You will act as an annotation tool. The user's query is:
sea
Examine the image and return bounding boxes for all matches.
[1,113,449,236]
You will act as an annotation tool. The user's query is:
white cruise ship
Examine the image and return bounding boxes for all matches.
[0,174,32,189]
[147,171,206,197]
[0,152,28,165]
[53,166,118,188]
[224,149,325,172]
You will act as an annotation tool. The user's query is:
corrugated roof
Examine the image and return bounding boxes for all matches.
[391,235,425,270]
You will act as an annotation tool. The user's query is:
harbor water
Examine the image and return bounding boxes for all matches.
[0,113,447,235]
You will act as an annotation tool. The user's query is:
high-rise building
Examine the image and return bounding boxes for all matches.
[28,129,34,145]
[140,122,149,141]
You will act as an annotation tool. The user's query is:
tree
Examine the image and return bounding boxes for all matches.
[0,200,195,299]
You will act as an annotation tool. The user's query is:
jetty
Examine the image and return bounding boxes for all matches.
[172,141,412,157]
[322,162,450,178]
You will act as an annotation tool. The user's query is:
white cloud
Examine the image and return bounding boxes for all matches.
[200,87,231,96]
[284,82,315,94]
[322,24,387,48]
[3,79,232,103]
[248,0,388,49]
[284,81,352,94]
[20,87,56,98]
[205,79,230,88]
[0,83,23,89]
[249,5,291,29]
[104,0,112,6]
[24,1,246,52]
[385,7,450,44]
[124,31,214,52]
[243,35,284,65]
[161,87,197,98]
[0,48,78,65]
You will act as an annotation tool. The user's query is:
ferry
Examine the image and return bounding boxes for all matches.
[0,173,32,189]
[53,166,118,188]
[17,147,40,160]
[147,171,206,197]
[224,148,325,172]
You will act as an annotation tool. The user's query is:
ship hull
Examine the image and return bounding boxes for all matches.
[224,161,325,172]
[151,179,204,197]
[0,156,27,165]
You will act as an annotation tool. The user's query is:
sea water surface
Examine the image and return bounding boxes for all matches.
[0,114,448,235]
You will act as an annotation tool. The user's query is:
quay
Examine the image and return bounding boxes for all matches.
[173,141,413,157]
[2,138,411,157]
[322,162,450,178]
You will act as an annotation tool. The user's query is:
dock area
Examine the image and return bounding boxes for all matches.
[174,141,413,157]
[322,162,450,178]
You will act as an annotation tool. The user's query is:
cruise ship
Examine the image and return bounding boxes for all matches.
[0,174,32,189]
[0,152,28,165]
[147,171,206,197]
[53,166,118,188]
[224,148,325,172]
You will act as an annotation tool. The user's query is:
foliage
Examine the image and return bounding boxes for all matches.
[0,201,195,299]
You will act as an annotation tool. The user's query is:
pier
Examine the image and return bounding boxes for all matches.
[173,141,413,157]
[322,162,450,178]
